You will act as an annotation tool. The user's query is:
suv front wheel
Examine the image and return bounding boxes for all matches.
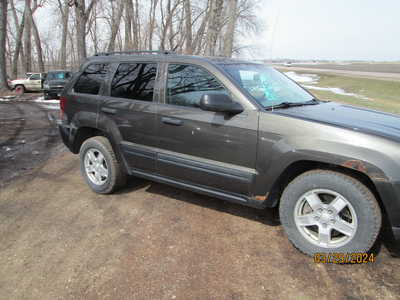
[279,170,382,256]
[79,136,126,194]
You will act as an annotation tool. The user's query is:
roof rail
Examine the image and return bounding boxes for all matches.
[93,50,175,56]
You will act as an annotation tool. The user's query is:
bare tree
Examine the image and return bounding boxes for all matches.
[0,0,9,90]
[147,0,158,50]
[107,0,125,52]
[11,0,26,77]
[123,0,133,50]
[24,0,32,72]
[73,0,96,62]
[222,0,238,57]
[57,0,70,68]
[29,2,44,72]
[183,0,192,54]
[205,0,223,56]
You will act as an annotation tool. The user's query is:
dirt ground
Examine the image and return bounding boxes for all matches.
[1,98,400,299]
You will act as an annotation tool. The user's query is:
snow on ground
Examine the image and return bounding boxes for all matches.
[33,97,59,104]
[285,71,319,83]
[285,71,370,100]
[302,85,370,100]
[40,104,60,110]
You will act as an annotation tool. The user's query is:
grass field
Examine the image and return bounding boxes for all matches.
[302,72,400,114]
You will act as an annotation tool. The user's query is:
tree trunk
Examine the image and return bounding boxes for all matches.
[124,0,133,50]
[184,0,192,54]
[0,0,9,90]
[147,0,158,50]
[74,0,96,62]
[205,0,224,56]
[222,0,237,57]
[134,0,140,49]
[11,0,25,78]
[29,7,44,72]
[107,0,125,52]
[193,1,209,55]
[24,0,32,72]
[58,0,69,69]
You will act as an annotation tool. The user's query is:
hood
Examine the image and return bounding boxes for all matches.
[274,102,400,142]
[11,78,26,83]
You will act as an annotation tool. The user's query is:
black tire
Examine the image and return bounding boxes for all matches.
[79,136,126,194]
[279,170,382,256]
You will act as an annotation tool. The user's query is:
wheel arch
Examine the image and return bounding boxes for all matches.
[71,125,130,175]
[264,160,387,217]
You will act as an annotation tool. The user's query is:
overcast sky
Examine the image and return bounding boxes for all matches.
[250,0,400,61]
[33,0,400,61]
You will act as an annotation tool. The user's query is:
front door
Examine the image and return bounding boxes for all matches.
[101,62,159,173]
[156,63,258,196]
[27,73,42,91]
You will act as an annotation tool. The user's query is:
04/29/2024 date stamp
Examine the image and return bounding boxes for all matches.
[314,252,376,264]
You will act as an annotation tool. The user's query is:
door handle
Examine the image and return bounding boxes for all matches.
[101,107,117,114]
[162,117,183,126]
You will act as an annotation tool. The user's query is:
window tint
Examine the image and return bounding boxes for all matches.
[74,64,109,95]
[167,64,226,107]
[47,72,71,80]
[111,63,157,101]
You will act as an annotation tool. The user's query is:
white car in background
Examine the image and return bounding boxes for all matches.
[9,73,46,95]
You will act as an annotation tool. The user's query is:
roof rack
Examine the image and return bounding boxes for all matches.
[93,50,175,56]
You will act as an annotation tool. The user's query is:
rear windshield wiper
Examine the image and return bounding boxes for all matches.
[265,98,320,111]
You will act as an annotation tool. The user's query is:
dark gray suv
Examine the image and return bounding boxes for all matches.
[59,51,400,257]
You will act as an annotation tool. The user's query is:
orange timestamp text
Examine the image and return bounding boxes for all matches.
[314,252,376,264]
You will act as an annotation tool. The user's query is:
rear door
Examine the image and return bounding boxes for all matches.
[156,63,259,197]
[100,62,159,173]
[68,62,110,125]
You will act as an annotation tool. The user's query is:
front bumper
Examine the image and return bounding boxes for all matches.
[45,87,64,98]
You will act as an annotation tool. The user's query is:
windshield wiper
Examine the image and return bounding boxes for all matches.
[265,98,320,111]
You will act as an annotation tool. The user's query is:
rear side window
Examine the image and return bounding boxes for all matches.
[166,64,226,107]
[74,64,109,95]
[111,63,157,101]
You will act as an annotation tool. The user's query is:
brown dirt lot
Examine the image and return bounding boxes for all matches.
[1,152,400,300]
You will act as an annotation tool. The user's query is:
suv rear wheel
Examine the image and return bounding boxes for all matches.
[279,170,381,256]
[79,136,126,194]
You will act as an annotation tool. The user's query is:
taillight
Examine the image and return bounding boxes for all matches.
[59,96,67,120]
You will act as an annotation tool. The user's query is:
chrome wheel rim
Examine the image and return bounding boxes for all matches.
[84,148,108,185]
[294,189,358,248]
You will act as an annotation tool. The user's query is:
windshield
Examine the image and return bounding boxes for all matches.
[47,72,71,80]
[221,63,314,107]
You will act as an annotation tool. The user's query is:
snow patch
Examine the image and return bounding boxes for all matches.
[40,104,60,110]
[33,97,59,104]
[284,71,319,83]
[302,85,370,100]
[285,71,370,101]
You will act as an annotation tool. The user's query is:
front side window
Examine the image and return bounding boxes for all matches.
[74,64,109,95]
[30,74,40,80]
[166,64,227,107]
[111,63,157,101]
[221,63,314,107]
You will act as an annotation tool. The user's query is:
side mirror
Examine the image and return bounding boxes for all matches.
[199,93,243,115]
